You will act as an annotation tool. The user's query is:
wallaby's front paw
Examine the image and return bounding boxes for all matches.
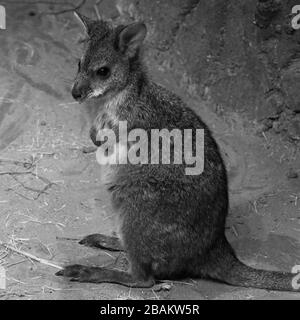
[56,264,92,282]
[79,233,123,252]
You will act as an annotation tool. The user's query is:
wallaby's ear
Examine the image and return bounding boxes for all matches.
[117,22,147,58]
[74,11,94,34]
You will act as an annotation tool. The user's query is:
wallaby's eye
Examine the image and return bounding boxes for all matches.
[96,67,111,79]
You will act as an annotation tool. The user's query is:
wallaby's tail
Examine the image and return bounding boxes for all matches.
[202,236,299,292]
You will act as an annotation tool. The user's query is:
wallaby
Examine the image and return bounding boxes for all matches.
[56,12,299,292]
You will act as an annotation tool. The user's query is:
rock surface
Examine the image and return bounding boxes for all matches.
[117,0,300,136]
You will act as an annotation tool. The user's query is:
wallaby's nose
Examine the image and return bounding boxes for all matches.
[71,86,83,101]
[72,79,90,101]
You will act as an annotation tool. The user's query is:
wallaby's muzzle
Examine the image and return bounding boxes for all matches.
[71,80,90,102]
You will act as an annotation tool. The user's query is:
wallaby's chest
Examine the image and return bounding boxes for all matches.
[95,110,118,132]
[93,91,128,132]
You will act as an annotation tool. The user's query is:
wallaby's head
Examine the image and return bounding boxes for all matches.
[72,12,147,103]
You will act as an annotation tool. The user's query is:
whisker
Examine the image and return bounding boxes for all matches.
[61,78,74,84]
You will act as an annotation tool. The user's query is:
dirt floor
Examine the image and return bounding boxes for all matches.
[0,2,299,300]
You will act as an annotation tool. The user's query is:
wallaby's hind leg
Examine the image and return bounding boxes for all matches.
[79,234,123,252]
[56,264,154,288]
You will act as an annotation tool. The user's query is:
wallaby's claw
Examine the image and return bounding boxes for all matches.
[56,264,93,282]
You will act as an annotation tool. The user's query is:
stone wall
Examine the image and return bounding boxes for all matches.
[115,0,300,140]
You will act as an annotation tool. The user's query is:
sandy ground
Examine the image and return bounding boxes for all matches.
[0,2,299,300]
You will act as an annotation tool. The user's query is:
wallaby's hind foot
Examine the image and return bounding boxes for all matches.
[56,264,154,288]
[79,234,123,252]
